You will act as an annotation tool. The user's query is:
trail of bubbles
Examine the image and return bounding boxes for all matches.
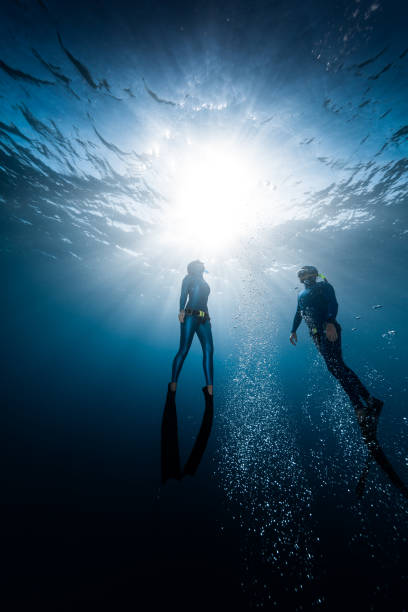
[216,270,317,609]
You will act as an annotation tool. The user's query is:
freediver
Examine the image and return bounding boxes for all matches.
[289,266,408,499]
[162,259,214,483]
[289,266,383,420]
[167,260,214,405]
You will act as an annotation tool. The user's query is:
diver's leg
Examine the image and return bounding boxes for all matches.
[339,354,383,414]
[171,316,197,389]
[330,326,375,402]
[336,337,370,401]
[317,325,361,406]
[324,327,383,420]
[323,334,383,434]
[196,320,214,395]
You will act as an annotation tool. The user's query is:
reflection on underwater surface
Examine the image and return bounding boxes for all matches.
[1,0,408,609]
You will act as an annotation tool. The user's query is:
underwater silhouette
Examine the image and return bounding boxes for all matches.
[290,267,384,416]
[170,260,214,397]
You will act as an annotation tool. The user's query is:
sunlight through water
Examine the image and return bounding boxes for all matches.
[160,140,267,255]
[1,0,408,609]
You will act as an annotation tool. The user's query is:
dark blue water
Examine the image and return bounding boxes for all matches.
[2,1,408,609]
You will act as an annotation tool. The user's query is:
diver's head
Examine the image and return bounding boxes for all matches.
[187,260,205,276]
[298,265,318,287]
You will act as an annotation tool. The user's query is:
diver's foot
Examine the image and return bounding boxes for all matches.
[354,401,373,430]
[355,405,366,426]
[361,396,383,438]
[366,395,384,418]
[356,470,369,498]
[202,386,214,407]
[167,383,176,406]
[355,398,382,441]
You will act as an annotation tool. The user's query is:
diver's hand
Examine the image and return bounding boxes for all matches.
[325,323,338,342]
[178,310,185,323]
[289,332,297,346]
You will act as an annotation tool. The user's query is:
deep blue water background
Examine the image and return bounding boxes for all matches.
[2,1,408,609]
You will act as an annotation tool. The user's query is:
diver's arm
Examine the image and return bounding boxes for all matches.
[179,276,189,310]
[324,283,339,342]
[325,283,338,323]
[179,276,189,322]
[290,303,302,345]
[291,304,302,333]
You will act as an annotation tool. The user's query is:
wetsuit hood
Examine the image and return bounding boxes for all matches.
[187,260,205,275]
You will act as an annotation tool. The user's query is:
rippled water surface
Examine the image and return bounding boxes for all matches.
[2,1,408,609]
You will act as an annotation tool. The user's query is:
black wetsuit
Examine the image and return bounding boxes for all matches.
[291,280,369,407]
[171,273,214,386]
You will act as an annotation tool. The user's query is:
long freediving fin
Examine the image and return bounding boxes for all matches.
[161,384,181,483]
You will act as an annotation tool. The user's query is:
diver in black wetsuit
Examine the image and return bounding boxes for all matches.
[289,265,383,416]
[168,260,214,401]
[288,267,408,500]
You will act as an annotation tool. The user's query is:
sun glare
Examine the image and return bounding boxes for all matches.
[161,142,262,255]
